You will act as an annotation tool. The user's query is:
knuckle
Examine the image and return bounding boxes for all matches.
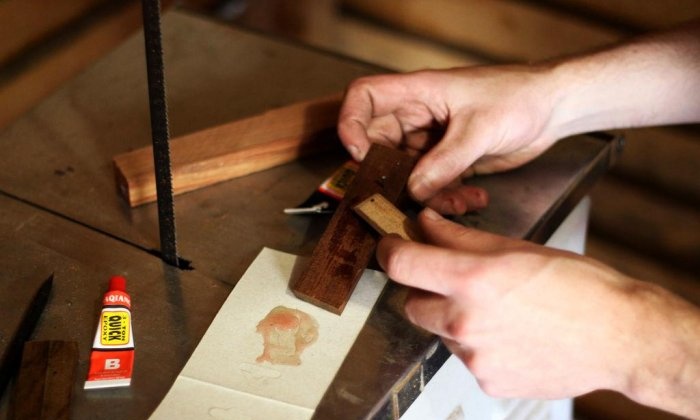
[403,298,419,324]
[383,245,409,281]
[445,316,470,341]
[347,76,374,94]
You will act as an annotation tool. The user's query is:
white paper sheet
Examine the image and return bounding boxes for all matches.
[150,248,387,419]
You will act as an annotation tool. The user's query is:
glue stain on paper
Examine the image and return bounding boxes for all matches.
[255,306,318,366]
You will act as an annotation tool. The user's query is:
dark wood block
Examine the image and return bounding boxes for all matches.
[10,340,79,420]
[291,144,416,314]
[0,274,53,398]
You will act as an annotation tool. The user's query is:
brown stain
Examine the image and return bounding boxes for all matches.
[255,306,319,366]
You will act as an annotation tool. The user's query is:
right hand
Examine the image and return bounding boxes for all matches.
[338,65,561,213]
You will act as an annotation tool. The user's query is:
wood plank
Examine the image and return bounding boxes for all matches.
[235,1,483,71]
[575,390,687,420]
[585,235,700,307]
[113,93,343,207]
[589,176,700,273]
[0,275,53,398]
[611,127,700,204]
[291,144,416,314]
[0,0,106,65]
[342,0,623,62]
[545,0,700,30]
[9,341,79,420]
[354,193,422,241]
[0,0,144,131]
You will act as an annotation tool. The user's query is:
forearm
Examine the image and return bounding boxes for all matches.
[623,280,700,418]
[544,21,700,139]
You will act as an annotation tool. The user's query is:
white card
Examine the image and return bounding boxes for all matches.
[150,248,387,419]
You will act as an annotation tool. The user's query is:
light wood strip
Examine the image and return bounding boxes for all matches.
[113,93,343,207]
[354,193,423,241]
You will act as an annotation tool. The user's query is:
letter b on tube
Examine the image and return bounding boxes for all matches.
[105,358,121,370]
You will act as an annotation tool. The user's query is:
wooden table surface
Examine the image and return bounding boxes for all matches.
[0,10,621,420]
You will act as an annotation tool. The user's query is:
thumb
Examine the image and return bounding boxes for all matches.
[407,113,487,202]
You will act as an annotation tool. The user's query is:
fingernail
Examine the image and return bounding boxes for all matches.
[347,145,361,161]
[422,207,442,221]
[408,173,430,200]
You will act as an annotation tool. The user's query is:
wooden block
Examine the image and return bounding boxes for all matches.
[354,193,422,241]
[291,144,416,314]
[0,275,53,398]
[113,93,343,206]
[10,340,79,420]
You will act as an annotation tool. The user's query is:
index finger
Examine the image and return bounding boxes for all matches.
[376,235,477,296]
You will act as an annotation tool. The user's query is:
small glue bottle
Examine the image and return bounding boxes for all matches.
[84,275,135,389]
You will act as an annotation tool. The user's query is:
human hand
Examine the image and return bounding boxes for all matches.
[338,66,560,212]
[375,208,694,402]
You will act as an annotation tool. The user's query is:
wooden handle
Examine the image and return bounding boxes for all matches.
[353,193,422,241]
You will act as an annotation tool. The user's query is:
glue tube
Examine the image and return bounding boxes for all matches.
[84,275,134,389]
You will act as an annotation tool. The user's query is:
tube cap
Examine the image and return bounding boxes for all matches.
[109,275,127,292]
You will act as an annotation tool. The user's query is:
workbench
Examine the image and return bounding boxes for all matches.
[0,11,621,420]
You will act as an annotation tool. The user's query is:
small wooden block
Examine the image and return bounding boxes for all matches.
[354,193,422,241]
[291,144,416,314]
[10,340,79,420]
[113,93,342,206]
[0,274,53,398]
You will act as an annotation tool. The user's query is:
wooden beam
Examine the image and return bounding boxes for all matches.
[589,176,700,273]
[291,144,416,314]
[611,127,700,204]
[113,93,343,206]
[545,0,700,30]
[0,1,145,131]
[342,0,623,62]
[9,341,79,420]
[0,0,106,65]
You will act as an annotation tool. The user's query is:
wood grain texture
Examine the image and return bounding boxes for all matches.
[0,275,53,398]
[291,144,416,314]
[354,193,422,241]
[0,0,144,130]
[545,0,700,29]
[342,0,622,61]
[589,176,700,273]
[0,0,105,65]
[113,93,342,206]
[10,341,78,420]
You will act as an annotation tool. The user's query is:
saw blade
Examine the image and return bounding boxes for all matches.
[141,0,179,266]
